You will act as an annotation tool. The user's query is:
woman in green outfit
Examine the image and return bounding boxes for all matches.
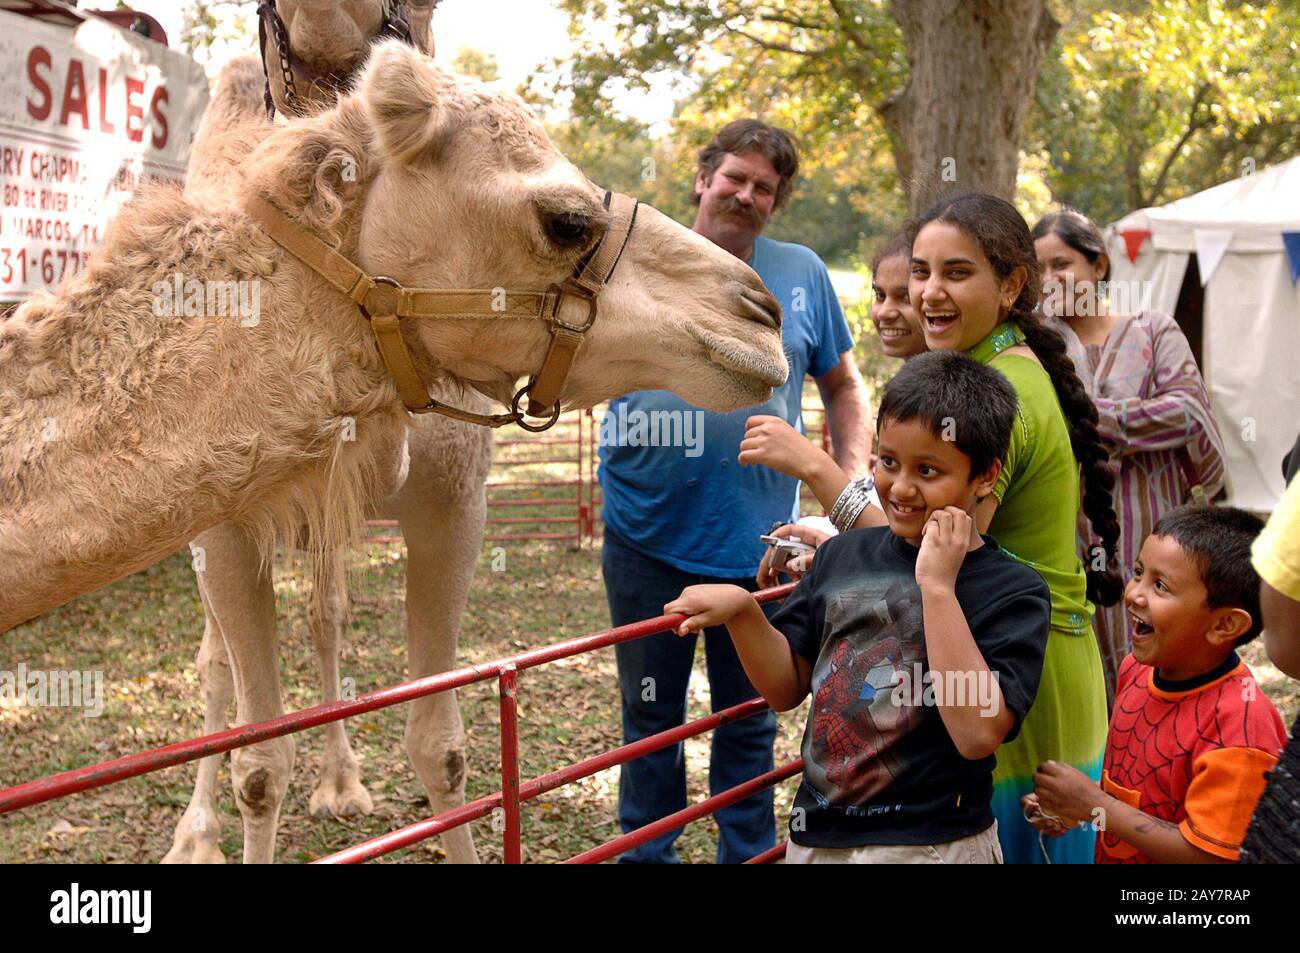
[743,193,1121,863]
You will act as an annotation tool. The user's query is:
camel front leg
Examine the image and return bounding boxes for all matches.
[161,577,234,864]
[192,523,295,864]
[397,490,486,865]
[307,546,374,819]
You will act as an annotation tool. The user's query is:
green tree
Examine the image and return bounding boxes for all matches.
[535,0,1298,236]
[178,0,255,70]
[1028,0,1300,222]
[536,0,1062,215]
[451,47,500,83]
[540,104,892,267]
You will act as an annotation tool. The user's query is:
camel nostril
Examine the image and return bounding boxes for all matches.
[737,286,781,331]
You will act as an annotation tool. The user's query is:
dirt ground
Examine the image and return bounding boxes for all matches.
[2,535,1295,864]
[0,541,810,863]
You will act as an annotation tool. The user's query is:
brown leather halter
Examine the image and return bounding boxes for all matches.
[256,0,421,120]
[241,191,640,432]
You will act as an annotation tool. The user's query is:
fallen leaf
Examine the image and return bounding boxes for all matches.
[47,819,92,838]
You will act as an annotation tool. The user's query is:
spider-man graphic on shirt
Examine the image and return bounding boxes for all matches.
[804,576,926,805]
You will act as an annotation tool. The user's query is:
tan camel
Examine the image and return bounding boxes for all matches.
[161,421,491,865]
[0,39,787,636]
[1,36,786,865]
[165,4,493,865]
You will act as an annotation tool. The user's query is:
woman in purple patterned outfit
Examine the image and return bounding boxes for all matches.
[1032,208,1226,704]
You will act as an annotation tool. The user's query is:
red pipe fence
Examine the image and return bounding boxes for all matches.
[363,401,832,549]
[0,584,802,864]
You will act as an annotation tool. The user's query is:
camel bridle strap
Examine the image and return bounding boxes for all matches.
[241,191,640,431]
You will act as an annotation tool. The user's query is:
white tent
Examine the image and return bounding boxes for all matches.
[1106,157,1300,512]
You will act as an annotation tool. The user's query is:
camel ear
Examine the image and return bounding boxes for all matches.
[358,39,450,164]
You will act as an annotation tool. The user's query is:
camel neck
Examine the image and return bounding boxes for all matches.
[0,196,406,633]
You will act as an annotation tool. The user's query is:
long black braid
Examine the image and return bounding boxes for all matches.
[910,192,1124,606]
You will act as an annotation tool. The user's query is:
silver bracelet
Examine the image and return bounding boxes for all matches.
[827,479,859,527]
[829,476,874,533]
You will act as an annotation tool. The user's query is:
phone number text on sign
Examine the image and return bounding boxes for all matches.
[0,10,208,300]
[0,246,90,287]
[0,133,151,297]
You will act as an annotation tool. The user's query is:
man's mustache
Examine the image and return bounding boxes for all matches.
[714,195,765,227]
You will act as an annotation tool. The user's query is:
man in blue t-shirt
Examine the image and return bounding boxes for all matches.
[599,119,871,862]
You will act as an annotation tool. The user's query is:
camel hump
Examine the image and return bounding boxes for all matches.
[186,57,272,200]
[210,56,268,124]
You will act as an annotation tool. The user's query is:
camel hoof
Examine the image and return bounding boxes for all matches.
[160,806,226,864]
[161,830,227,864]
[309,775,374,819]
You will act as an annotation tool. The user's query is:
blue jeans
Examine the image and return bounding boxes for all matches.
[602,528,778,864]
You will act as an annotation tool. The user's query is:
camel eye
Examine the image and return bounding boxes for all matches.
[544,212,592,248]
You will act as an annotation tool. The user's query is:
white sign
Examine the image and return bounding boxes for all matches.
[0,10,209,299]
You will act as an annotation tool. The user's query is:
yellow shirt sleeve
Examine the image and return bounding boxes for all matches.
[1253,475,1300,601]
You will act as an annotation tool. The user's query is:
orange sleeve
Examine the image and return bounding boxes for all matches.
[1179,747,1280,860]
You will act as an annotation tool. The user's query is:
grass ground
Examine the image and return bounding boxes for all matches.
[3,375,1295,863]
[0,539,809,864]
[2,530,1295,864]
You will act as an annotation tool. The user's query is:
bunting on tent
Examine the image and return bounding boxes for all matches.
[1193,228,1234,285]
[1283,231,1300,285]
[1120,229,1152,263]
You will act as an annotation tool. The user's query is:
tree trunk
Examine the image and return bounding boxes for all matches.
[879,0,1060,215]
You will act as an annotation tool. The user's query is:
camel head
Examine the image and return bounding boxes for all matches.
[244,40,788,415]
[266,1,434,113]
[277,1,435,54]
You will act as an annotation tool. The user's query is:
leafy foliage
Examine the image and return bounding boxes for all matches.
[178,0,256,70]
[174,1,1298,256]
[451,47,501,83]
[530,1,908,263]
[1029,0,1300,222]
[535,0,1299,255]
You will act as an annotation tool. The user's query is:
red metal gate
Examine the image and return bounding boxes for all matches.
[361,408,599,548]
[0,584,802,864]
[363,399,832,549]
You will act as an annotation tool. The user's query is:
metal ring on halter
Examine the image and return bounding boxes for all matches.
[511,384,562,433]
[357,275,403,320]
[547,280,599,333]
[241,189,638,433]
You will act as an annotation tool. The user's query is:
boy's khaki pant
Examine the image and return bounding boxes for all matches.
[785,821,1003,864]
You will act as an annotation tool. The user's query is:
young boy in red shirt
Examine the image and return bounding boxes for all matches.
[1024,506,1287,863]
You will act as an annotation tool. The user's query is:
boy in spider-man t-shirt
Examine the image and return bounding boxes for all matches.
[667,353,1051,863]
[1023,506,1287,863]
